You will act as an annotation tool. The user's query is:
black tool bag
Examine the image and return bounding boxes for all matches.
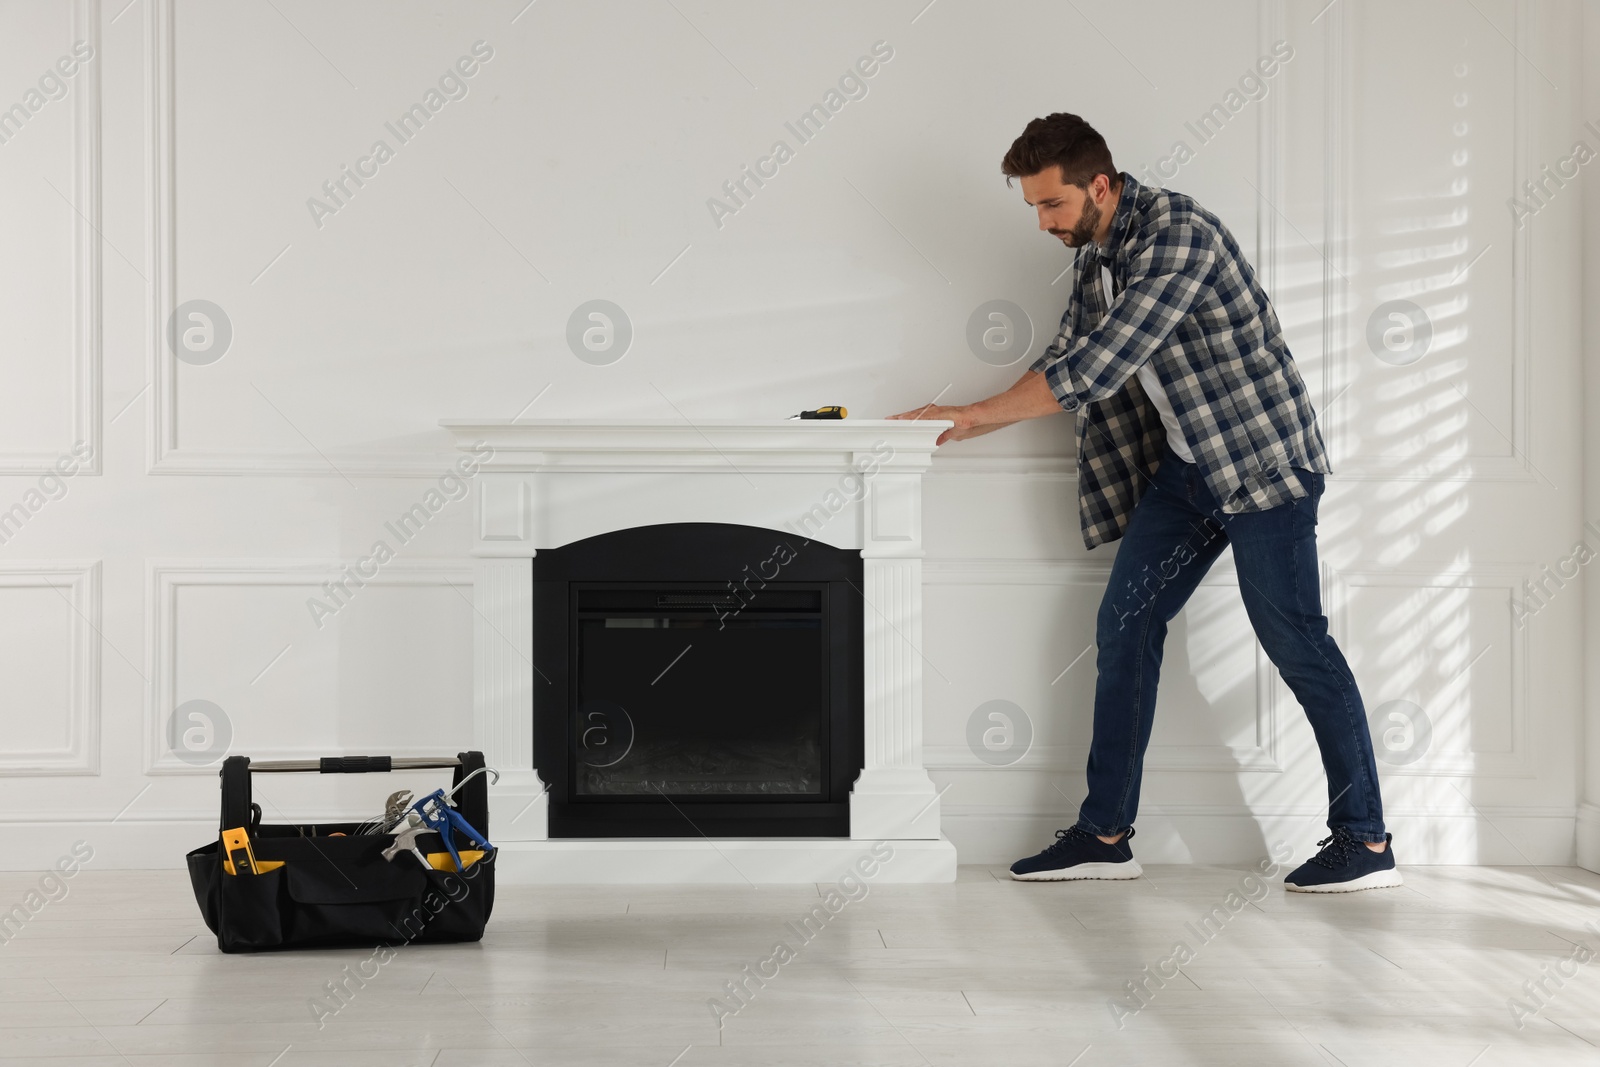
[186,751,497,953]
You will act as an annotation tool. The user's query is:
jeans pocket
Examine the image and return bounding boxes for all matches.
[1290,468,1323,520]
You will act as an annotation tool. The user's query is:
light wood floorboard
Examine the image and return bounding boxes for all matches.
[0,864,1595,1065]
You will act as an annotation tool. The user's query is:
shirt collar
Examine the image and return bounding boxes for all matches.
[1089,171,1137,258]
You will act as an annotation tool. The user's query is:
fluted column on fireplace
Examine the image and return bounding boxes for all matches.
[852,469,941,839]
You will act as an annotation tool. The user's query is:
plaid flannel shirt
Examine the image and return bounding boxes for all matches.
[1029,172,1331,550]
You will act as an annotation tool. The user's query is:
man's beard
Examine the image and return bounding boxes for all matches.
[1055,195,1102,247]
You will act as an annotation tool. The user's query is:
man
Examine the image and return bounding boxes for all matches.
[888,112,1398,893]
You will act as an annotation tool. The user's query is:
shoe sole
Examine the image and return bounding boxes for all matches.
[1009,860,1143,882]
[1284,868,1403,893]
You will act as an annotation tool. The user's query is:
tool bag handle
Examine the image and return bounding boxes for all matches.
[219,751,490,838]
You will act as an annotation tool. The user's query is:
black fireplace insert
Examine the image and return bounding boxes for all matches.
[531,522,863,837]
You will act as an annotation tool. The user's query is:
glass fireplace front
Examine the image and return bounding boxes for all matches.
[573,587,825,797]
[531,522,862,838]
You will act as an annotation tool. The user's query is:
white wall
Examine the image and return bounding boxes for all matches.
[0,0,1588,868]
[1580,1,1600,873]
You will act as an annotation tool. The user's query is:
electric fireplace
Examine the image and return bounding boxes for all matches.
[438,418,956,883]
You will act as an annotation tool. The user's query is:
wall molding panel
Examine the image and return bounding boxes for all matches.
[0,0,102,475]
[1327,561,1535,778]
[0,560,102,775]
[1324,0,1538,484]
[143,558,474,775]
[143,0,451,478]
[922,559,1286,774]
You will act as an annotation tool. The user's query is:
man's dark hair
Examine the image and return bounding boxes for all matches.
[1000,112,1118,190]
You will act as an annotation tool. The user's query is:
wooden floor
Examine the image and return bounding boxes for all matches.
[1,862,1599,1065]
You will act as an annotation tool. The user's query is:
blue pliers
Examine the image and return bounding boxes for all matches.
[408,788,492,873]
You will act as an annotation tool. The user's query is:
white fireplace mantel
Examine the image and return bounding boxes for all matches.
[439,418,958,883]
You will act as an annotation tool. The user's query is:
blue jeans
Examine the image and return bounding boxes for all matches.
[1075,441,1387,843]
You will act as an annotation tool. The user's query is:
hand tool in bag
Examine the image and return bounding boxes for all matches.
[380,816,432,869]
[408,789,493,873]
[381,789,415,832]
[355,788,416,836]
[220,826,284,875]
[441,766,496,805]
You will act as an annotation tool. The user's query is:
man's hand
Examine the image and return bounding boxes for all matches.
[885,404,1010,446]
[886,370,1064,446]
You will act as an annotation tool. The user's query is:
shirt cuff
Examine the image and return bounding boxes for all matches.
[1041,354,1082,412]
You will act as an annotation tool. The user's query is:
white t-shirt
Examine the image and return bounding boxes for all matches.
[1102,264,1195,463]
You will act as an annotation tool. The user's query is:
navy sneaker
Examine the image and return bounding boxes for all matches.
[1284,828,1402,893]
[1009,825,1142,882]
